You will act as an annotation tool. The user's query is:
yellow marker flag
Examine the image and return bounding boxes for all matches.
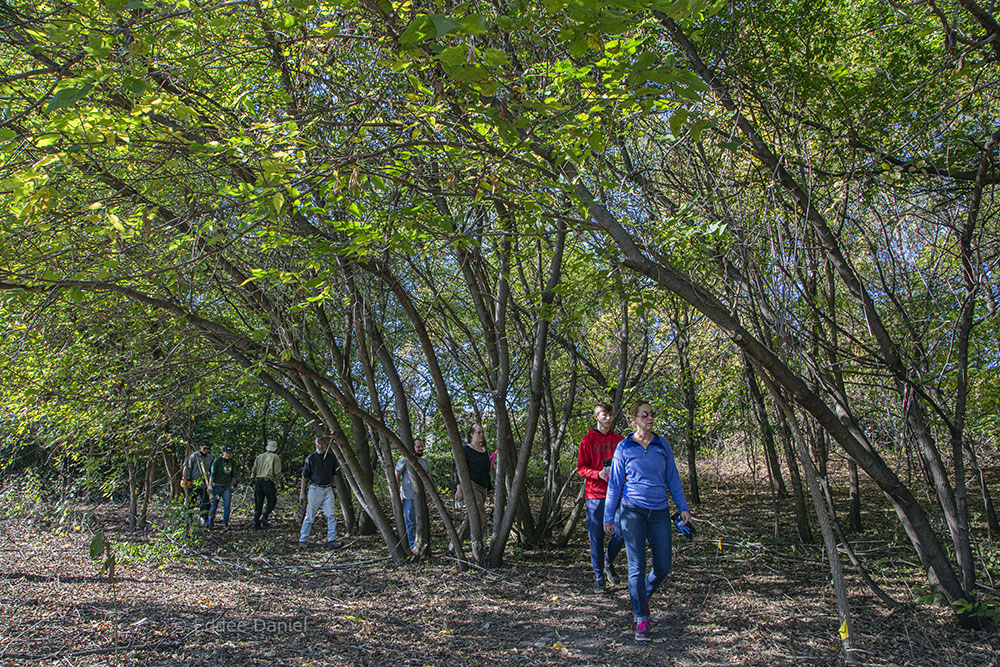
[717,538,723,551]
[838,619,849,640]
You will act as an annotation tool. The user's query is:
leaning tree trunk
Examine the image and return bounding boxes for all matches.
[556,483,587,548]
[562,148,982,625]
[657,12,980,610]
[767,384,856,663]
[486,220,567,567]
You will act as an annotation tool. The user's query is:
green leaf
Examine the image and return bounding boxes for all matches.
[399,15,435,44]
[90,531,106,559]
[123,76,152,96]
[588,130,605,152]
[634,52,657,71]
[596,13,627,34]
[46,85,94,112]
[444,64,487,83]
[483,48,510,67]
[669,109,687,136]
[459,14,487,35]
[431,14,463,37]
[690,118,710,142]
[439,46,468,67]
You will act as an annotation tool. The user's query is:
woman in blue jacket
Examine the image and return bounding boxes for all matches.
[604,400,692,642]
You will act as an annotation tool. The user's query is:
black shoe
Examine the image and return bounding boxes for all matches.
[606,562,620,586]
[327,539,344,549]
[594,579,606,593]
[297,541,308,549]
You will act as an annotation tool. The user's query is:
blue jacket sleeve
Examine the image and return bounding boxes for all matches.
[603,441,625,524]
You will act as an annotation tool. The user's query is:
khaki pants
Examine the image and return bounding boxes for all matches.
[457,482,489,544]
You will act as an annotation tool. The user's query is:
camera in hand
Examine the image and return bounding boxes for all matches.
[603,458,612,470]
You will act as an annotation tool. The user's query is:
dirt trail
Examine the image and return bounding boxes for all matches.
[1,476,997,666]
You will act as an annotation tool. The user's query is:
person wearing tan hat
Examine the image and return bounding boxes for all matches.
[251,440,282,530]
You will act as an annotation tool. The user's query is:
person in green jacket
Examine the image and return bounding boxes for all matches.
[208,446,236,529]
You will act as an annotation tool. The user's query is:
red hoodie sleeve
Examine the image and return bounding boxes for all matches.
[576,431,603,482]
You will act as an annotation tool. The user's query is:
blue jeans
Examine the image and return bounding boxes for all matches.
[621,500,672,622]
[402,498,416,549]
[208,484,232,526]
[586,498,623,582]
[300,485,337,543]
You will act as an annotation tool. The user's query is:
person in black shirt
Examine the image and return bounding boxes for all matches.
[298,436,342,548]
[183,442,214,526]
[455,423,492,550]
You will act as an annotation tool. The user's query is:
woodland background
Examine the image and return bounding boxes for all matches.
[2,0,1000,663]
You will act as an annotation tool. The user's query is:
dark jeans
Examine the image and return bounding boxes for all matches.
[402,498,416,549]
[621,500,672,622]
[208,484,232,526]
[586,498,623,582]
[253,478,277,528]
[193,484,211,522]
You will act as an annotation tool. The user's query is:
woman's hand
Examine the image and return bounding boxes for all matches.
[678,510,692,526]
[603,522,615,536]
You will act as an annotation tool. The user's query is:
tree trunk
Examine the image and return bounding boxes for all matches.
[746,358,786,498]
[139,457,153,531]
[848,460,862,532]
[767,386,856,663]
[777,409,813,543]
[555,483,586,548]
[162,449,182,499]
[965,442,999,539]
[673,309,701,504]
[487,219,567,567]
[367,259,480,564]
[127,460,138,533]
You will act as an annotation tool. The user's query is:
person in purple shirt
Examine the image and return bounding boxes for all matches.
[604,400,692,643]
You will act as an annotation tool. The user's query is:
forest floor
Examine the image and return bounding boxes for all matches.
[2,459,999,667]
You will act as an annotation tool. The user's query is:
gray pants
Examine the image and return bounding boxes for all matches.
[299,485,337,543]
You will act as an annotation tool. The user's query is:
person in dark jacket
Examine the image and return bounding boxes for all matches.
[298,436,342,548]
[208,446,235,529]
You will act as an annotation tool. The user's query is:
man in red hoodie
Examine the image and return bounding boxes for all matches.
[577,402,625,592]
